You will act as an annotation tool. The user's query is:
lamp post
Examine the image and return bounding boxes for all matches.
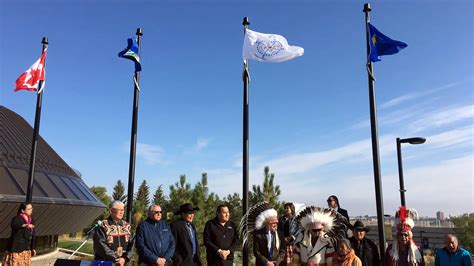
[396,137,426,206]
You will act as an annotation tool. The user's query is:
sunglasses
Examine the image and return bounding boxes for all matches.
[151,211,163,214]
[311,228,322,233]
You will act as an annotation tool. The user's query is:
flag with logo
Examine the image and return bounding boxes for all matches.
[368,23,407,62]
[118,37,141,72]
[14,50,47,93]
[243,29,304,63]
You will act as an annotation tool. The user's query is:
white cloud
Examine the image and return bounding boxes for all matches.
[409,105,474,132]
[194,138,211,152]
[425,126,474,148]
[135,143,166,165]
[206,128,473,217]
[379,80,464,110]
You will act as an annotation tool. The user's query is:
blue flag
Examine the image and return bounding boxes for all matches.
[368,23,407,62]
[118,37,141,72]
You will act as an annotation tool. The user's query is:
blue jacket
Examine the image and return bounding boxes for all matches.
[136,218,176,265]
[435,247,472,266]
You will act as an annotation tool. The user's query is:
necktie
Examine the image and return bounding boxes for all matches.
[187,223,196,256]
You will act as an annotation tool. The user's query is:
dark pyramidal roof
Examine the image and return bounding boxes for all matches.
[0,105,105,238]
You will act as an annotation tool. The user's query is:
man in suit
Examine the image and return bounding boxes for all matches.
[327,195,349,223]
[171,203,202,266]
[253,210,286,266]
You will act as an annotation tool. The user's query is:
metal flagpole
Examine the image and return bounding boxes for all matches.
[363,3,386,261]
[25,37,48,203]
[242,16,250,266]
[126,28,143,224]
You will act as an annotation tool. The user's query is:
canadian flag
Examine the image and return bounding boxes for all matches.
[14,49,47,93]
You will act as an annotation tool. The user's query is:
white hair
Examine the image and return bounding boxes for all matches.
[109,200,124,209]
[255,208,278,230]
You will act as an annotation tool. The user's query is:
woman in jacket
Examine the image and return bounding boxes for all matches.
[2,202,36,266]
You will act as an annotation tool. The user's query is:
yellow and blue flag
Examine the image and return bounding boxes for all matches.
[118,37,141,72]
[368,23,407,62]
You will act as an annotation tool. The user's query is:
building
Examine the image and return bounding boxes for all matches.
[0,106,105,254]
[436,211,445,222]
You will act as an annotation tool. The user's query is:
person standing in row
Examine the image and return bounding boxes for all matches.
[203,204,238,266]
[327,195,350,224]
[333,239,362,266]
[2,202,36,266]
[93,200,134,266]
[136,204,175,266]
[349,220,380,266]
[385,207,424,266]
[171,203,202,266]
[435,234,472,266]
[278,202,296,266]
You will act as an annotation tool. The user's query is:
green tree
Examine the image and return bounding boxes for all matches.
[249,166,282,212]
[168,175,193,219]
[112,180,127,202]
[133,180,150,224]
[153,184,170,213]
[90,186,112,222]
[452,213,474,251]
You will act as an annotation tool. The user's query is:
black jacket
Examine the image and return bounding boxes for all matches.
[337,207,350,223]
[203,218,238,266]
[93,217,134,263]
[349,236,380,266]
[253,228,286,266]
[171,219,202,266]
[6,215,36,253]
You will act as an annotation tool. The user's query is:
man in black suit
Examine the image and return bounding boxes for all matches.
[171,203,202,266]
[253,213,286,266]
[327,195,350,223]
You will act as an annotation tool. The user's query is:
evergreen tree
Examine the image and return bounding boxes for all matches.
[90,186,112,223]
[112,180,126,202]
[223,192,243,225]
[153,184,170,214]
[134,180,150,223]
[249,166,282,211]
[168,175,192,219]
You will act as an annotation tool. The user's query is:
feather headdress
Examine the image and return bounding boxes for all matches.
[395,206,418,232]
[294,206,347,242]
[239,202,278,248]
[389,207,422,263]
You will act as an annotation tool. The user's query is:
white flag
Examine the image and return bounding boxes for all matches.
[242,29,304,63]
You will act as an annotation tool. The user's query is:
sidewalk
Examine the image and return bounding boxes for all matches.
[0,248,93,266]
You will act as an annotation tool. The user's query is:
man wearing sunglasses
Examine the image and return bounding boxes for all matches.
[385,207,424,266]
[136,205,176,266]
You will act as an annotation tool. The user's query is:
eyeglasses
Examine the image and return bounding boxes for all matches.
[112,208,125,212]
[151,211,163,214]
[327,199,335,202]
[311,228,322,233]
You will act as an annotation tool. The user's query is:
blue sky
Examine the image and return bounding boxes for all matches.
[1,0,472,217]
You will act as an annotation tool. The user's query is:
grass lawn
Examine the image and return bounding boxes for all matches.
[58,239,94,255]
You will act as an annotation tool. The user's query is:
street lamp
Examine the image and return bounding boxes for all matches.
[396,137,426,206]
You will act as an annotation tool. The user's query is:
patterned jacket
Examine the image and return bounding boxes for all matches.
[292,231,335,266]
[93,217,135,263]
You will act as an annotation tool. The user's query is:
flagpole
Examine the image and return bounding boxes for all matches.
[25,37,48,203]
[242,16,250,266]
[126,27,142,224]
[363,3,386,261]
